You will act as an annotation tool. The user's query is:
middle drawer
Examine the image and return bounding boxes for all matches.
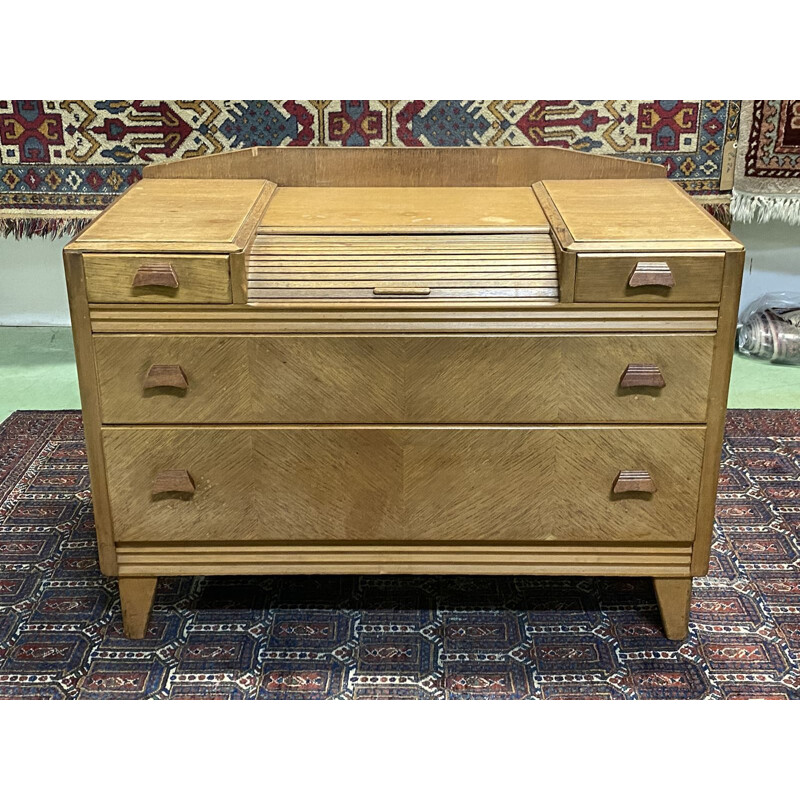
[95,334,714,424]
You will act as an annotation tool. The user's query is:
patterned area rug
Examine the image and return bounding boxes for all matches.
[1,409,798,700]
[0,100,738,238]
[732,100,800,225]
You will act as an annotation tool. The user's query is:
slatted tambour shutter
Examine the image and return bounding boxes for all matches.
[247,233,559,301]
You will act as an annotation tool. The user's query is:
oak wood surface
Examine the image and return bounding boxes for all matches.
[653,577,693,640]
[88,306,720,334]
[83,254,231,304]
[574,253,724,303]
[63,252,118,575]
[116,543,693,577]
[541,179,737,244]
[67,179,276,254]
[248,231,559,301]
[119,577,157,639]
[142,145,667,185]
[260,187,549,233]
[692,248,745,574]
[93,333,715,424]
[102,425,705,544]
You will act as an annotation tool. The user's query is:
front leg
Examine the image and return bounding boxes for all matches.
[653,577,692,640]
[119,577,158,638]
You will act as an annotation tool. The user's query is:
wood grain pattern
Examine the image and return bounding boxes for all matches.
[612,471,657,494]
[142,145,667,185]
[102,425,705,544]
[84,254,231,304]
[574,253,724,303]
[653,577,692,639]
[93,333,715,424]
[619,364,666,389]
[131,263,179,289]
[541,179,735,244]
[247,232,558,301]
[260,187,549,233]
[142,364,188,390]
[116,543,693,577]
[692,248,746,574]
[88,306,720,334]
[63,251,118,575]
[627,261,675,288]
[119,577,157,639]
[151,470,195,496]
[68,179,275,253]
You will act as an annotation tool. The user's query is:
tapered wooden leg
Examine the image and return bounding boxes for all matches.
[119,577,157,639]
[653,577,692,640]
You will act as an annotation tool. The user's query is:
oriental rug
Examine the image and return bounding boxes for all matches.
[1,409,798,700]
[0,100,738,238]
[732,100,800,225]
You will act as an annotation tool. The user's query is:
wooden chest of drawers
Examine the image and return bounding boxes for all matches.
[64,147,743,639]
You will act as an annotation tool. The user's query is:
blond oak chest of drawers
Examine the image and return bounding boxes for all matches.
[63,147,744,639]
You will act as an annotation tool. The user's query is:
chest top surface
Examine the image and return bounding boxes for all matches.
[260,187,550,233]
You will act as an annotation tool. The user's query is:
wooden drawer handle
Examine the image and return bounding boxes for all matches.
[132,263,179,289]
[619,363,666,389]
[143,364,188,390]
[373,286,431,296]
[613,471,656,494]
[152,470,195,496]
[628,261,675,289]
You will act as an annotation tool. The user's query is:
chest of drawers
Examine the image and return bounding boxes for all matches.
[64,147,743,639]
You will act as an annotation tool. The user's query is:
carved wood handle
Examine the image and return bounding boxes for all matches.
[612,471,656,494]
[152,470,195,496]
[628,261,675,289]
[143,364,189,390]
[619,363,666,389]
[373,286,431,296]
[132,263,179,289]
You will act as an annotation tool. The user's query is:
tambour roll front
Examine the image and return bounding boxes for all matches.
[63,146,744,639]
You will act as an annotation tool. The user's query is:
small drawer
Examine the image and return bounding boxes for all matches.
[574,253,724,303]
[83,254,231,303]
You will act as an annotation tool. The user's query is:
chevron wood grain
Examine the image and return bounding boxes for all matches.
[102,425,705,544]
[63,151,744,639]
[93,333,714,424]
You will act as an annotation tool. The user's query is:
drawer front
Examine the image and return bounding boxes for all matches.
[95,334,714,424]
[83,254,231,303]
[103,426,705,543]
[574,253,724,303]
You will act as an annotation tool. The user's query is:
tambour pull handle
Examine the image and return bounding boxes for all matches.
[373,286,431,296]
[628,261,675,289]
[619,363,666,389]
[152,470,195,496]
[132,263,179,289]
[143,364,189,390]
[612,470,657,495]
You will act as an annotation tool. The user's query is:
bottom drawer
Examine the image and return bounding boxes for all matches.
[103,426,705,543]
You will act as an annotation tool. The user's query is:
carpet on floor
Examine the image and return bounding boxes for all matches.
[0,410,798,700]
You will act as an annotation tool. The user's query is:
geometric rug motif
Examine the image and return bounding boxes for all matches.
[0,409,798,699]
[0,100,739,237]
[732,100,800,225]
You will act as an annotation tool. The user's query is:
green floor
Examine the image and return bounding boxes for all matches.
[0,326,797,424]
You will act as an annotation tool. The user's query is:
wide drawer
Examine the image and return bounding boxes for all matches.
[94,334,714,424]
[83,254,231,303]
[103,426,706,543]
[574,253,724,303]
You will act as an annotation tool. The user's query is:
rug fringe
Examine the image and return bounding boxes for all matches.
[697,198,732,229]
[731,189,800,226]
[0,216,95,240]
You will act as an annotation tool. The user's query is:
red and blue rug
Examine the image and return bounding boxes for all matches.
[0,410,798,699]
